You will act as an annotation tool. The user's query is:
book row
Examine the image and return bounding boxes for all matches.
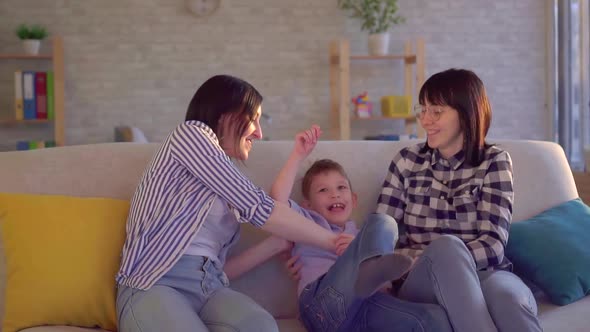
[16,140,57,151]
[14,70,55,120]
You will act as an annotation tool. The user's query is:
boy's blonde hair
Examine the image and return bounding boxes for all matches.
[301,159,352,199]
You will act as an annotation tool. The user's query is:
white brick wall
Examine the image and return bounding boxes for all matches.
[0,0,547,146]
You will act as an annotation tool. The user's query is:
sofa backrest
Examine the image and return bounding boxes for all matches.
[241,139,578,223]
[0,140,579,319]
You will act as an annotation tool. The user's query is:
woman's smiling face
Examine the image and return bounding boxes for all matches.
[220,105,263,160]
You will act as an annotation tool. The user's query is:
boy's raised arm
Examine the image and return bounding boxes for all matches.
[224,125,323,280]
[270,125,322,202]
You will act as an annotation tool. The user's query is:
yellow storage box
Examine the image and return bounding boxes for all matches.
[381,95,412,118]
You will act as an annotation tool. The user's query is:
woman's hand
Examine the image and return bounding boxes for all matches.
[281,253,302,281]
[293,125,322,159]
[335,233,355,256]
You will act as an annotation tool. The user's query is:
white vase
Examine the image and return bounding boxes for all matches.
[23,39,41,55]
[368,33,390,56]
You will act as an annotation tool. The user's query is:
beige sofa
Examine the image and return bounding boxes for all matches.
[0,140,588,332]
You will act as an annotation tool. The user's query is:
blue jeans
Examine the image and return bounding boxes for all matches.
[298,213,452,332]
[116,255,278,332]
[399,235,542,332]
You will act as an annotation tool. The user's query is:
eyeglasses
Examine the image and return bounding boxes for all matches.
[413,105,446,121]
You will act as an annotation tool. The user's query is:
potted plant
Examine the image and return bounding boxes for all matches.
[16,24,48,55]
[337,0,405,56]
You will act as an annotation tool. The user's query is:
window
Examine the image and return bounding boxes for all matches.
[550,0,590,170]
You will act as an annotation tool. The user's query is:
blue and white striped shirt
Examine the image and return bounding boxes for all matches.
[116,121,275,290]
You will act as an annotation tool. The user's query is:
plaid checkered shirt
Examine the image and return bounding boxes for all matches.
[376,143,514,271]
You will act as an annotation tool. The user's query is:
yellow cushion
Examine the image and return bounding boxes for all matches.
[0,193,129,332]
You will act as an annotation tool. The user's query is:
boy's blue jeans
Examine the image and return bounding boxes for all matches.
[298,213,452,332]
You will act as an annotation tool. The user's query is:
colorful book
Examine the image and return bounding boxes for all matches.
[35,72,47,119]
[14,71,23,120]
[22,71,36,119]
[15,140,55,150]
[46,71,54,120]
[16,141,29,151]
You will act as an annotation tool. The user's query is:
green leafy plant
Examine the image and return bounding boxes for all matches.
[337,0,405,34]
[15,24,48,40]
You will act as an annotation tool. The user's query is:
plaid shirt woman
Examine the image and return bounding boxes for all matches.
[376,69,543,332]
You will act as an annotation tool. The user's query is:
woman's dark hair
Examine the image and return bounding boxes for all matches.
[418,68,491,166]
[185,75,263,150]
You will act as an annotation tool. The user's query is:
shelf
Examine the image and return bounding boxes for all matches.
[0,119,52,125]
[329,38,426,140]
[0,36,65,146]
[353,115,416,121]
[351,54,416,63]
[331,54,416,65]
[0,54,52,60]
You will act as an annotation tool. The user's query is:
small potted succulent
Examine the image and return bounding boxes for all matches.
[337,0,405,56]
[16,24,48,55]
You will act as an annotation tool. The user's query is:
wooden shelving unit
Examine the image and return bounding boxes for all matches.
[352,115,415,121]
[0,54,52,60]
[0,119,51,125]
[329,38,425,140]
[0,36,65,147]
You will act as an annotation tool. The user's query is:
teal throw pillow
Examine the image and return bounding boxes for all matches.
[506,198,590,306]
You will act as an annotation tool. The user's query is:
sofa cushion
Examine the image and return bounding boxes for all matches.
[0,193,129,332]
[506,198,590,306]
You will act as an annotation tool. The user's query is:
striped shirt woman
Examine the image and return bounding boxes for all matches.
[116,120,275,290]
[116,75,339,332]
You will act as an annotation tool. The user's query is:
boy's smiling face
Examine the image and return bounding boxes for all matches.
[303,170,357,227]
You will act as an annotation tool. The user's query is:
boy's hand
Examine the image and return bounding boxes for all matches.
[293,125,322,159]
[335,233,355,256]
[281,253,302,281]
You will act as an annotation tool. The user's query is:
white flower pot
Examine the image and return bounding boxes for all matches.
[368,33,390,56]
[23,39,41,55]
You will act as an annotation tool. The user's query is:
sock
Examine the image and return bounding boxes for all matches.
[354,253,413,297]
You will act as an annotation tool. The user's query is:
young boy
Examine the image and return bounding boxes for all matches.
[269,125,452,332]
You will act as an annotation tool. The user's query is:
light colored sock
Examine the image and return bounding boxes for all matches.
[355,253,413,297]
